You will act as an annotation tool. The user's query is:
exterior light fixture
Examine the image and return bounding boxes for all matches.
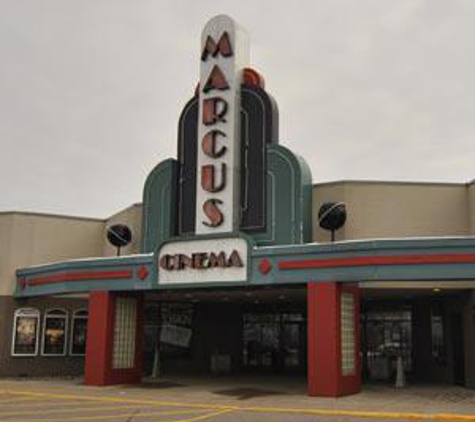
[106,224,132,256]
[318,202,347,242]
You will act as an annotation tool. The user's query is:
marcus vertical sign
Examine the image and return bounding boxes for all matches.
[195,15,250,234]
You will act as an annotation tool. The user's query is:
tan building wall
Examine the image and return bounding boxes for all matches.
[0,212,104,296]
[0,214,14,296]
[468,181,475,234]
[313,181,471,243]
[0,212,104,378]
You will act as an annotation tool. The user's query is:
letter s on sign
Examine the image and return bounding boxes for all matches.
[203,198,224,227]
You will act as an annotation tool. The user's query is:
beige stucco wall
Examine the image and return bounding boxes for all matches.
[468,181,475,235]
[102,204,143,257]
[313,181,471,243]
[0,214,14,296]
[0,212,104,296]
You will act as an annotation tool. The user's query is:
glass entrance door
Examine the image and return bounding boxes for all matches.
[362,306,412,382]
[242,312,305,373]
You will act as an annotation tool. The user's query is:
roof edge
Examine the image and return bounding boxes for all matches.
[0,210,105,222]
[313,179,471,188]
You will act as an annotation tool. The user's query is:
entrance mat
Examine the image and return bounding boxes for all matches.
[213,387,285,400]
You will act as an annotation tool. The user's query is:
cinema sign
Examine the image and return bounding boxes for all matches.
[195,15,250,234]
[158,238,248,285]
[158,16,251,286]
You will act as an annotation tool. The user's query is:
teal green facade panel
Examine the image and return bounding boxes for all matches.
[252,144,312,246]
[141,159,178,253]
[15,237,475,297]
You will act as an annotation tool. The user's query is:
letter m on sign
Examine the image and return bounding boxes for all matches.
[201,32,233,61]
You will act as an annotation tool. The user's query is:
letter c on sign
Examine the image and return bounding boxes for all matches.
[159,254,174,270]
[202,130,227,158]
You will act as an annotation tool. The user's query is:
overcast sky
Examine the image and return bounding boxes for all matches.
[1,0,474,218]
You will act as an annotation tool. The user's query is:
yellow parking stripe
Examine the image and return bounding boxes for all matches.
[0,404,204,417]
[170,409,236,422]
[0,396,46,405]
[0,400,87,409]
[1,390,229,410]
[239,405,475,421]
[5,389,475,422]
[2,409,208,422]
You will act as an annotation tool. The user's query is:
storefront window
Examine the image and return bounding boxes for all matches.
[42,309,68,356]
[70,310,88,356]
[242,312,305,371]
[363,307,412,380]
[12,308,40,356]
[431,303,446,364]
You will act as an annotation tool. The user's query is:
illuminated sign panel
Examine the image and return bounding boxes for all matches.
[195,15,250,234]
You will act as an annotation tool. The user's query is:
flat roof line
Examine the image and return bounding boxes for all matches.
[0,210,105,222]
[313,179,471,187]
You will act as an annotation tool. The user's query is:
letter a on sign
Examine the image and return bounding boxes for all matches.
[195,15,250,235]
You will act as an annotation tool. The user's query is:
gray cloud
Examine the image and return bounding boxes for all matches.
[0,0,474,218]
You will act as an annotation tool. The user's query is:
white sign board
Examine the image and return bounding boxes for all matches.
[195,15,250,234]
[158,237,248,285]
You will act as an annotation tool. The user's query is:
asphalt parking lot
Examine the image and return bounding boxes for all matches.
[1,377,475,421]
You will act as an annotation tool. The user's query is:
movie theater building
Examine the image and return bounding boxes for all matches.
[2,15,475,397]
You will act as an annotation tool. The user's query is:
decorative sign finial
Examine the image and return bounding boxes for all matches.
[195,15,250,234]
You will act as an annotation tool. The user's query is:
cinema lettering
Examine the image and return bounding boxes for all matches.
[158,237,248,284]
[14,14,475,399]
[159,250,243,271]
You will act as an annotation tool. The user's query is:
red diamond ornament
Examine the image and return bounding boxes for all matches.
[259,259,272,275]
[137,266,149,280]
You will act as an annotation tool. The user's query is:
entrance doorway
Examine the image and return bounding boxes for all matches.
[362,305,412,382]
[143,287,307,378]
[361,288,472,387]
[242,312,306,374]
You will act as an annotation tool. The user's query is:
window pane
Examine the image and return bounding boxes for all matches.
[43,317,66,355]
[14,316,38,355]
[71,318,88,355]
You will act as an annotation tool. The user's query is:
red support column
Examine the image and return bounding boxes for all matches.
[85,291,143,386]
[85,291,114,385]
[307,282,361,397]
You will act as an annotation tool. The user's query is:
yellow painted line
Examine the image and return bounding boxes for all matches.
[0,396,46,405]
[4,409,208,422]
[169,408,236,422]
[0,400,87,410]
[0,400,88,409]
[5,390,229,410]
[5,389,475,421]
[0,403,204,417]
[239,405,475,421]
